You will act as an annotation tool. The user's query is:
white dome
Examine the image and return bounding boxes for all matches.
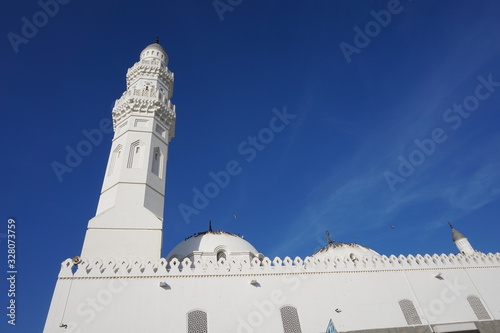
[166,231,259,261]
[312,242,380,260]
[140,42,168,66]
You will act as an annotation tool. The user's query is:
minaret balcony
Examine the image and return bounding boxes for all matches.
[126,59,174,88]
[112,90,176,139]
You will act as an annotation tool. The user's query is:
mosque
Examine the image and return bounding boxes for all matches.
[44,41,500,333]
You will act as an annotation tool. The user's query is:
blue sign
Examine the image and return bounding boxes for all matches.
[326,319,337,333]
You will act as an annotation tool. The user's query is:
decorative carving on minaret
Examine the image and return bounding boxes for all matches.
[112,48,176,141]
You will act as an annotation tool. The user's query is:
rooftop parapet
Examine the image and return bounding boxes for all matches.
[58,252,500,279]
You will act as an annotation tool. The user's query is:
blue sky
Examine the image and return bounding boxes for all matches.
[2,0,500,331]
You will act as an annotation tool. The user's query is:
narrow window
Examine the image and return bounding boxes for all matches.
[187,310,207,333]
[467,295,491,320]
[107,144,122,176]
[398,299,422,325]
[151,147,163,178]
[127,140,144,169]
[280,306,302,333]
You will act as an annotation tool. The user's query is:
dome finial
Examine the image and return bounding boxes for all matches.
[326,231,334,244]
[208,220,213,232]
[448,221,454,229]
[155,35,159,44]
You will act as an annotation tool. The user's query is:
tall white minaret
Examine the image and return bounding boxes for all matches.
[81,39,176,260]
[448,222,475,255]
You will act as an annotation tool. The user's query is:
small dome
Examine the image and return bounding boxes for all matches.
[140,42,168,66]
[166,230,259,261]
[312,242,380,260]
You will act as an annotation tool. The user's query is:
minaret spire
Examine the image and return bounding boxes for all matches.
[80,41,176,260]
[448,221,475,255]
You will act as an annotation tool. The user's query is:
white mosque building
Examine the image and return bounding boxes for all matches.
[44,41,500,333]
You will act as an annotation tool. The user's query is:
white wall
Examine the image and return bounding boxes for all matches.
[44,252,500,333]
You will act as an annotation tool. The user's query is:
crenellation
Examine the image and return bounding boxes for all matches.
[251,256,260,268]
[105,259,117,275]
[406,254,416,267]
[73,258,89,277]
[58,251,500,280]
[325,257,338,270]
[142,259,156,275]
[293,256,303,267]
[87,259,104,277]
[304,256,316,271]
[261,256,272,267]
[343,258,357,270]
[59,259,74,278]
[389,254,399,266]
[273,256,283,267]
[157,258,168,275]
[180,257,191,270]
[130,259,143,275]
[428,254,438,266]
[117,259,130,276]
[360,255,371,269]
[168,257,180,274]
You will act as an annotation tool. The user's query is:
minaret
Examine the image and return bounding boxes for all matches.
[448,222,475,255]
[81,40,175,260]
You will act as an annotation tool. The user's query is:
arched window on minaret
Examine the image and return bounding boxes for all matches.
[127,140,144,169]
[151,147,164,178]
[107,144,122,176]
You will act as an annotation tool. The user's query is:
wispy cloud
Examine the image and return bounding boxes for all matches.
[444,163,500,211]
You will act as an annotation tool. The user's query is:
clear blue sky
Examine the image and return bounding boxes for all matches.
[2,0,500,331]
